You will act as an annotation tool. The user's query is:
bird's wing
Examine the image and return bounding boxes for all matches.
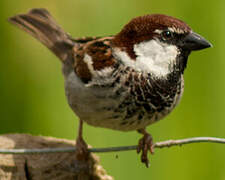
[72,37,116,83]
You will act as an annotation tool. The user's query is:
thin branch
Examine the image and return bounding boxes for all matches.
[0,137,224,155]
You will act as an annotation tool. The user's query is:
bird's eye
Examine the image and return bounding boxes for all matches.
[162,30,173,40]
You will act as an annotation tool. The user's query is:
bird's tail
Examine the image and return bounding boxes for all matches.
[9,8,74,62]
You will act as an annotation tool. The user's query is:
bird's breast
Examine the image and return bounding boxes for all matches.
[64,65,184,131]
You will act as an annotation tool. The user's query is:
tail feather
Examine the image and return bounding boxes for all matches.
[9,8,74,62]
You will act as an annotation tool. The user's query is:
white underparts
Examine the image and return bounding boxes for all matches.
[114,39,179,78]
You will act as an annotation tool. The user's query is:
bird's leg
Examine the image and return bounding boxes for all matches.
[75,119,89,161]
[137,128,154,168]
[72,119,90,176]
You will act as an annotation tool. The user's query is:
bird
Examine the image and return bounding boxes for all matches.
[9,8,211,167]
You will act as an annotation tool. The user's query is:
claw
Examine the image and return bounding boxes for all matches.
[137,129,154,168]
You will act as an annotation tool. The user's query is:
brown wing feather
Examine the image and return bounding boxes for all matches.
[73,37,116,83]
[72,36,101,43]
[9,9,116,84]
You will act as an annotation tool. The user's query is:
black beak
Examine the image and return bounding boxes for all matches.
[181,32,212,51]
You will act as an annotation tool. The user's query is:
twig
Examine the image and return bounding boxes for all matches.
[0,137,224,154]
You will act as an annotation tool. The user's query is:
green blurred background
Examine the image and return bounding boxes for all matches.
[0,0,224,179]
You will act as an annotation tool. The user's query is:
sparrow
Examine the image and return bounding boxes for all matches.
[9,8,211,167]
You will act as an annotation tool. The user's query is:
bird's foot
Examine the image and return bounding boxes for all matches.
[75,136,89,161]
[137,130,154,168]
[73,136,90,173]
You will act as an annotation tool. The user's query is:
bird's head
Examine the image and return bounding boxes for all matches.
[113,14,212,77]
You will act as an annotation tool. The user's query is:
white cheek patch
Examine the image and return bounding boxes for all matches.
[114,40,179,78]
